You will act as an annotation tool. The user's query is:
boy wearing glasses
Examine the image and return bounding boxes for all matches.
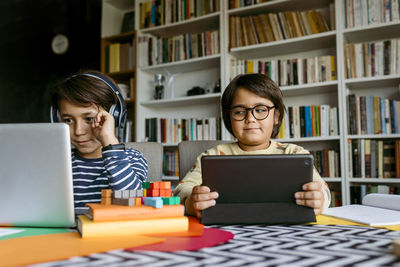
[174,73,330,218]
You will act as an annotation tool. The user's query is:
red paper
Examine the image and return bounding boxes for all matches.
[130,228,234,252]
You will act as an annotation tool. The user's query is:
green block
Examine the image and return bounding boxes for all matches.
[162,197,173,205]
[142,182,151,189]
[173,196,180,205]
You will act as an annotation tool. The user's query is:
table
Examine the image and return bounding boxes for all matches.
[32,224,400,266]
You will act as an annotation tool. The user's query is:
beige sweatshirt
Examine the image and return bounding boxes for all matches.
[174,140,331,213]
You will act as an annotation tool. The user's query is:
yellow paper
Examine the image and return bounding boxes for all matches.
[0,232,163,267]
[313,215,400,231]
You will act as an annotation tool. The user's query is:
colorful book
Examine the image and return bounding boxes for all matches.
[76,215,189,238]
[87,203,184,222]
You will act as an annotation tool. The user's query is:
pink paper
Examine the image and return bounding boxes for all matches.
[129,228,234,252]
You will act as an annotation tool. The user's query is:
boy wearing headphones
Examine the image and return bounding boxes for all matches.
[51,70,148,214]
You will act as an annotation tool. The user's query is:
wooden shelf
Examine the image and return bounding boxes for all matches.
[105,0,134,10]
[141,93,221,107]
[281,81,338,97]
[140,12,220,37]
[274,136,340,143]
[229,31,336,59]
[324,178,342,182]
[349,178,400,184]
[346,134,400,139]
[140,54,220,74]
[343,21,400,44]
[103,31,135,42]
[228,0,331,15]
[345,75,400,89]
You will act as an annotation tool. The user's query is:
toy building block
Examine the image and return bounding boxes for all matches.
[142,182,151,189]
[149,182,161,190]
[101,189,112,198]
[160,181,171,189]
[141,197,146,204]
[162,197,173,205]
[147,189,160,197]
[135,197,142,206]
[113,190,122,199]
[101,197,112,205]
[172,196,180,205]
[121,190,130,199]
[112,197,135,206]
[136,190,143,197]
[129,190,137,198]
[144,197,163,208]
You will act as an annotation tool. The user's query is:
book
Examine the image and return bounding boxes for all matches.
[76,215,189,238]
[323,193,400,226]
[87,203,185,222]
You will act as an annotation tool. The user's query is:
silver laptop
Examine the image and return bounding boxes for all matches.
[0,123,75,227]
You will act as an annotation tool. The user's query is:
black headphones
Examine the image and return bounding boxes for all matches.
[50,72,127,130]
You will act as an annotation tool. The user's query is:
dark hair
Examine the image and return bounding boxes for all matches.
[51,70,118,112]
[221,73,285,138]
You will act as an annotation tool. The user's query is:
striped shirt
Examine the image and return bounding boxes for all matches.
[71,147,148,213]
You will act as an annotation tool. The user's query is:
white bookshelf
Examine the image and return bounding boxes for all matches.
[102,0,400,204]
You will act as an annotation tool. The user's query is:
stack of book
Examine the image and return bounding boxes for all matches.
[348,139,400,178]
[76,181,188,238]
[277,105,339,139]
[104,42,135,73]
[229,7,334,48]
[347,95,399,135]
[139,0,220,29]
[344,39,400,79]
[145,117,221,143]
[230,55,336,86]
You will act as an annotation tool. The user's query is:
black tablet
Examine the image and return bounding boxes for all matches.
[200,154,316,224]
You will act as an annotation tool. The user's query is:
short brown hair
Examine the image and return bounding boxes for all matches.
[51,70,118,112]
[221,73,285,138]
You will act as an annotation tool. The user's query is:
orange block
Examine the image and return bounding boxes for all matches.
[135,197,142,206]
[101,189,112,198]
[162,181,171,189]
[166,190,172,197]
[159,189,167,197]
[101,197,111,205]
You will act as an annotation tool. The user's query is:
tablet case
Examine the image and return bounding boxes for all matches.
[200,154,316,225]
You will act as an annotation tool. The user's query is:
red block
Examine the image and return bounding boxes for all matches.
[149,181,161,189]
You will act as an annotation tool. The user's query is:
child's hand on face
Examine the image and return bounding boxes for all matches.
[189,186,219,218]
[92,110,119,146]
[295,182,325,215]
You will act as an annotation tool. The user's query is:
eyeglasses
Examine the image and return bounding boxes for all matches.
[229,105,276,121]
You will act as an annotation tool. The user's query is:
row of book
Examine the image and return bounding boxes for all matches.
[347,95,400,135]
[344,39,400,79]
[229,8,332,48]
[104,42,135,73]
[311,149,340,178]
[145,117,221,144]
[343,0,400,29]
[163,148,179,177]
[276,105,339,139]
[330,189,342,207]
[138,30,220,67]
[350,185,399,204]
[139,0,220,29]
[230,55,336,86]
[229,0,271,9]
[348,139,400,178]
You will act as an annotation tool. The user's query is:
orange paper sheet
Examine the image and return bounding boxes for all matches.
[0,232,164,267]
